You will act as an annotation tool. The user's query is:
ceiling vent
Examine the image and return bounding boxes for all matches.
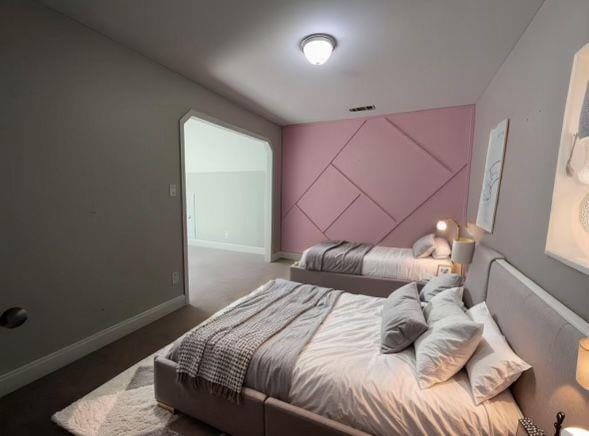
[348,105,375,113]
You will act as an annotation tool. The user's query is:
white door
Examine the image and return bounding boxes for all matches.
[186,192,197,241]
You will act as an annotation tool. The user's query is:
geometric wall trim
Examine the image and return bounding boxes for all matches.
[281,105,475,253]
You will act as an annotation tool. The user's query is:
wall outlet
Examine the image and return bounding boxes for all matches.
[172,271,180,286]
[169,184,177,197]
[224,231,230,240]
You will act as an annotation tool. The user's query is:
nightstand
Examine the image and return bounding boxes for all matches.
[517,417,546,436]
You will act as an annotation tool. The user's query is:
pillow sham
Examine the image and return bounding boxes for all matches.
[420,273,463,302]
[466,303,531,404]
[381,283,428,353]
[414,314,484,389]
[432,237,452,259]
[423,286,465,324]
[412,233,436,258]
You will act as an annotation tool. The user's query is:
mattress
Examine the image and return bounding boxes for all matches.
[300,246,452,282]
[289,292,522,435]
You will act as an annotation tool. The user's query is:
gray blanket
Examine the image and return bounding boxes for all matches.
[173,279,341,402]
[305,240,374,274]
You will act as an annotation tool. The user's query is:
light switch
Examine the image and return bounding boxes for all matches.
[169,184,177,197]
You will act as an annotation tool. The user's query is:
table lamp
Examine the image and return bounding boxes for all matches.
[436,218,460,240]
[436,219,475,275]
[451,238,475,276]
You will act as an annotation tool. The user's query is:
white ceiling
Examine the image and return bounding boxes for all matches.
[41,0,544,125]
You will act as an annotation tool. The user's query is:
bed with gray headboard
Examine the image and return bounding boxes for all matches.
[464,245,589,432]
[154,244,589,435]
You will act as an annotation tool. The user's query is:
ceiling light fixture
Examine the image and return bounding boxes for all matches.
[300,33,336,66]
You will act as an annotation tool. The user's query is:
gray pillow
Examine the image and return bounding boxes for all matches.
[412,233,436,258]
[419,273,463,302]
[381,282,428,353]
[423,286,465,325]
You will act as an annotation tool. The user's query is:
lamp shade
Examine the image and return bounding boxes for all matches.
[451,238,475,264]
[577,337,589,390]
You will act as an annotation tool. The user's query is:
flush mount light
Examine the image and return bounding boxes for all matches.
[300,33,336,66]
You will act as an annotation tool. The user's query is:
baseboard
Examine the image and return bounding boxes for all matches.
[188,239,265,255]
[0,295,185,398]
[275,251,301,261]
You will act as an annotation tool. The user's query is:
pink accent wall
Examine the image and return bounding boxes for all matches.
[281,105,475,253]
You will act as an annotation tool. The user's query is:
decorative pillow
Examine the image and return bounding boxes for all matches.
[381,283,428,353]
[466,303,531,404]
[420,273,463,302]
[414,314,484,389]
[412,233,436,258]
[432,237,452,259]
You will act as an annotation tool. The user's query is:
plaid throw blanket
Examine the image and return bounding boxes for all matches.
[175,279,338,402]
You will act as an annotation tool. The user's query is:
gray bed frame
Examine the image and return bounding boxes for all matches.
[154,245,589,435]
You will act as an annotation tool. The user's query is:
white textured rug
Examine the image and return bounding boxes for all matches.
[52,345,220,436]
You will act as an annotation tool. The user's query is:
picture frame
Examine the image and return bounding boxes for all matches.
[436,265,453,276]
[476,118,509,233]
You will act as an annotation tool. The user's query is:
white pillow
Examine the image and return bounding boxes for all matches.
[466,303,531,404]
[432,237,452,259]
[415,287,483,389]
[412,233,436,258]
[414,314,484,389]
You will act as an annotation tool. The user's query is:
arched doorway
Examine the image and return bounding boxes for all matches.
[179,111,273,305]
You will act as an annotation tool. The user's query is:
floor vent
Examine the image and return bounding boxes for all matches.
[348,105,375,113]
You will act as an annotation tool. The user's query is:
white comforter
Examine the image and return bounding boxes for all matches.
[300,246,452,282]
[289,292,521,436]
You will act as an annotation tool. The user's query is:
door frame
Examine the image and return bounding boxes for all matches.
[179,110,274,304]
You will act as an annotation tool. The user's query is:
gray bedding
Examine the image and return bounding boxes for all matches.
[170,279,341,402]
[305,240,374,275]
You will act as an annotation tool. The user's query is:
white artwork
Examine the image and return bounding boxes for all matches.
[476,119,509,233]
[545,43,589,275]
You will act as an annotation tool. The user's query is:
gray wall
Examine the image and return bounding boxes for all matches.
[468,0,589,320]
[0,0,281,376]
[186,172,266,247]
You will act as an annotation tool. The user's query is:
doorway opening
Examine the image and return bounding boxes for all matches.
[180,111,276,308]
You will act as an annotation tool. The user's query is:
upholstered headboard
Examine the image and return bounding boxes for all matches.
[463,244,504,306]
[466,245,589,431]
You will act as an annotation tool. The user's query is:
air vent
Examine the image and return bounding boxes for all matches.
[348,105,375,113]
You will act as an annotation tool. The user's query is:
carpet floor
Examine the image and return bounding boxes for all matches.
[0,247,292,435]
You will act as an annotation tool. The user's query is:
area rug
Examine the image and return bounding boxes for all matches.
[52,344,220,436]
[52,286,271,435]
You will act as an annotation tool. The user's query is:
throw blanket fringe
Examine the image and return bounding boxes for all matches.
[175,279,340,402]
[177,373,241,403]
